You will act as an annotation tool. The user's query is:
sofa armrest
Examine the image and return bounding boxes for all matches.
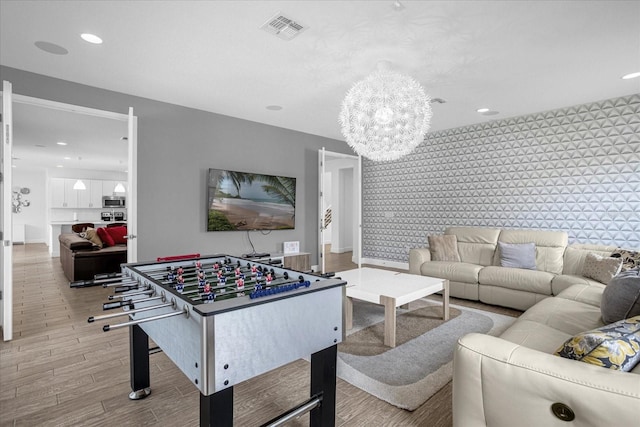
[59,233,93,250]
[453,333,640,427]
[409,248,431,274]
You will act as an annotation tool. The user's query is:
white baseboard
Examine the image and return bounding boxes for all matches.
[330,245,353,254]
[360,257,409,271]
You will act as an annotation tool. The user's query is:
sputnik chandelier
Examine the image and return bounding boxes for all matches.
[339,62,432,162]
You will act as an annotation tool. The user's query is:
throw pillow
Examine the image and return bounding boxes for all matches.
[554,315,640,372]
[601,267,640,324]
[582,252,623,284]
[106,226,127,245]
[97,227,115,247]
[610,248,640,272]
[498,242,537,270]
[84,227,103,249]
[427,235,461,262]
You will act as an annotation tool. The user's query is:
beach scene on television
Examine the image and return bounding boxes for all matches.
[207,169,296,231]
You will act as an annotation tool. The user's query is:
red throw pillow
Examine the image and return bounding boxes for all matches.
[97,227,115,247]
[106,226,127,245]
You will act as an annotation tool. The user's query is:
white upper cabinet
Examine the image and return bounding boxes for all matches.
[77,180,103,208]
[50,178,79,208]
[50,178,125,208]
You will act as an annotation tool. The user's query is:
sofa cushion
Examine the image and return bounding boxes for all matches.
[73,244,127,258]
[498,242,536,270]
[610,248,640,272]
[479,266,554,295]
[552,274,605,296]
[85,227,103,249]
[582,253,623,285]
[562,243,618,275]
[420,261,482,284]
[518,289,605,336]
[444,227,500,266]
[555,283,605,308]
[97,227,115,247]
[601,268,640,324]
[554,315,640,372]
[428,234,461,262]
[495,229,567,274]
[106,225,128,245]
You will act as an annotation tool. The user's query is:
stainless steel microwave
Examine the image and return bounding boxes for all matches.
[103,196,126,208]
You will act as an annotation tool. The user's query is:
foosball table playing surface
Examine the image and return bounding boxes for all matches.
[88,254,347,427]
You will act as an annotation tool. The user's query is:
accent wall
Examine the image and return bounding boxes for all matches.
[362,94,640,263]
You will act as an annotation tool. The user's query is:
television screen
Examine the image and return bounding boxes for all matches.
[207,169,296,231]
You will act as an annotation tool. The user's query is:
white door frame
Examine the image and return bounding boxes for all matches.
[6,94,139,263]
[1,81,14,341]
[318,148,361,273]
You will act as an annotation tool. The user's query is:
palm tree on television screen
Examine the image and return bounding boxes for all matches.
[261,176,296,212]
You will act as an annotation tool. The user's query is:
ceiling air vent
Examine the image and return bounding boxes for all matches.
[260,12,307,41]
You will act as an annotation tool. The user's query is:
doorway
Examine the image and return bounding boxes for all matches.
[318,148,360,274]
[1,85,138,341]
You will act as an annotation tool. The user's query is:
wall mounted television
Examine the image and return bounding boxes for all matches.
[207,168,296,231]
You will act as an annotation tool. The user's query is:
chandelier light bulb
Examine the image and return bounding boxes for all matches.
[339,69,432,161]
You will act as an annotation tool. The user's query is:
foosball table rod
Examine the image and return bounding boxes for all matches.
[102,306,189,332]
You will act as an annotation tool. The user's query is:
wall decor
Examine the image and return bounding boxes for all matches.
[12,187,31,213]
[362,94,640,262]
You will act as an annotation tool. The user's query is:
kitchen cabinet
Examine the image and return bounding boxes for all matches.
[77,180,103,208]
[50,178,78,208]
[51,178,126,208]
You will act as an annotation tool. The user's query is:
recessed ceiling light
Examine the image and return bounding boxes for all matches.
[476,108,490,113]
[56,165,64,168]
[81,33,103,44]
[622,71,640,80]
[34,41,68,55]
[56,141,67,146]
[266,105,283,111]
[63,156,71,160]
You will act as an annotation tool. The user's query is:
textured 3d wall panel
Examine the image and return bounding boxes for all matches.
[362,94,640,262]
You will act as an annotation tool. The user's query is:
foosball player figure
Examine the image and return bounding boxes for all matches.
[235,267,241,277]
[195,261,202,270]
[266,272,272,285]
[198,279,207,291]
[219,276,227,286]
[213,262,220,271]
[217,269,224,279]
[202,282,214,303]
[197,270,206,281]
[251,265,258,275]
[236,277,245,296]
[177,267,184,276]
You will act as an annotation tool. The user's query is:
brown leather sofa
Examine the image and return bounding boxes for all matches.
[59,233,127,282]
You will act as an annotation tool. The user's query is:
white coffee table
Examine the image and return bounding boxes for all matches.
[337,267,449,348]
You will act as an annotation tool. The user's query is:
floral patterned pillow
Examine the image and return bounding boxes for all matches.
[611,248,640,272]
[554,316,640,371]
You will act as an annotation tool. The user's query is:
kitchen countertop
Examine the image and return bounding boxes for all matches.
[50,221,127,225]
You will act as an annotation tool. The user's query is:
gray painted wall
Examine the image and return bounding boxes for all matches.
[362,94,640,262]
[1,66,353,263]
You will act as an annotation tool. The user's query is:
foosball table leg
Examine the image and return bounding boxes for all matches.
[200,386,233,427]
[129,324,152,400]
[310,344,337,427]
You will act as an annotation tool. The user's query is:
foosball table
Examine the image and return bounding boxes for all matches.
[88,254,346,426]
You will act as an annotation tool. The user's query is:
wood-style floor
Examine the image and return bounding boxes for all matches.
[1,244,520,426]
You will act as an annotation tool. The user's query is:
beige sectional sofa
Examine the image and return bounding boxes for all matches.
[453,283,640,426]
[410,227,640,425]
[409,226,616,310]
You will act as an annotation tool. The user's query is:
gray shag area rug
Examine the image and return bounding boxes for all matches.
[337,298,515,411]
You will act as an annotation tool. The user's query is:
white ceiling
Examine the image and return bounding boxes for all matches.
[1,1,639,170]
